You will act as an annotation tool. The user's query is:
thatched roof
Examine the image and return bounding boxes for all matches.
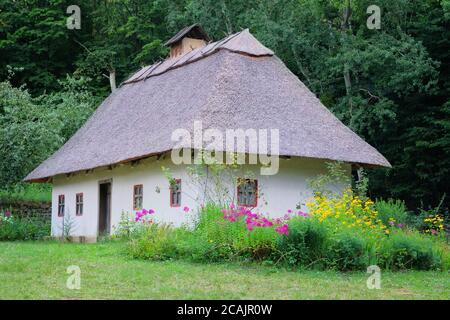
[25,29,390,182]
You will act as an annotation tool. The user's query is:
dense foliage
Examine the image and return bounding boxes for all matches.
[0,75,98,187]
[119,197,449,271]
[0,210,50,241]
[0,0,449,212]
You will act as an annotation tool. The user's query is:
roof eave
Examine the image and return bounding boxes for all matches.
[23,149,391,183]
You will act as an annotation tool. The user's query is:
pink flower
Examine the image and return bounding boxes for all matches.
[5,211,11,218]
[389,221,395,226]
[135,208,155,222]
[431,229,438,235]
[183,206,190,213]
[297,211,309,217]
[287,209,293,214]
[275,224,289,235]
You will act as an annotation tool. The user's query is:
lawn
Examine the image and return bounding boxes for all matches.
[0,241,448,299]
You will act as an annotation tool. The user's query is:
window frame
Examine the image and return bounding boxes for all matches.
[237,178,258,207]
[75,193,83,216]
[169,179,182,208]
[133,184,143,210]
[57,194,65,217]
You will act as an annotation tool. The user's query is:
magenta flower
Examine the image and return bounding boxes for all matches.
[135,208,155,222]
[275,224,289,235]
[287,209,293,214]
[297,211,309,217]
[223,202,295,234]
[5,211,11,218]
[183,206,190,213]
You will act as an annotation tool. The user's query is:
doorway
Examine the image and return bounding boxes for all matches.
[98,181,112,236]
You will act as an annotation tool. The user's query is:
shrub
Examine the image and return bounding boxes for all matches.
[379,230,442,270]
[306,189,388,237]
[324,231,370,271]
[375,199,409,227]
[197,204,247,249]
[276,217,327,267]
[127,223,179,260]
[407,195,448,234]
[241,227,278,261]
[189,204,278,262]
[113,211,139,239]
[0,183,52,203]
[0,211,50,241]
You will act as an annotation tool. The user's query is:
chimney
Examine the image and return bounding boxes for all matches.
[164,24,210,58]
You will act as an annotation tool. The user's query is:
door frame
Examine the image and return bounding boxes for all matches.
[98,179,112,236]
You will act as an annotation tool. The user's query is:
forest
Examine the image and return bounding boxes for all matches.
[0,0,449,215]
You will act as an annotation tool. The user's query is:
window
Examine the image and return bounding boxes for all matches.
[170,179,181,207]
[58,195,65,217]
[76,193,83,216]
[237,179,258,207]
[133,185,143,210]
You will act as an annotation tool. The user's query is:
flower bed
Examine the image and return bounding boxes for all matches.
[119,191,449,271]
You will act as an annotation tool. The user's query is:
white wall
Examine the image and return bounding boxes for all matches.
[51,156,350,238]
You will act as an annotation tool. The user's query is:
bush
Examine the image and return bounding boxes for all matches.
[127,223,179,260]
[241,227,278,261]
[324,231,370,271]
[379,230,442,270]
[276,217,327,267]
[186,204,278,262]
[0,183,52,203]
[375,199,409,226]
[0,212,50,241]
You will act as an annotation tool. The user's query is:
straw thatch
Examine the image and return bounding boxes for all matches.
[25,29,390,182]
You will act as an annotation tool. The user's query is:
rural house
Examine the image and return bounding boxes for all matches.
[25,25,390,241]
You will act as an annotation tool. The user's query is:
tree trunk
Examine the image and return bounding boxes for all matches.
[109,69,117,93]
[341,0,353,116]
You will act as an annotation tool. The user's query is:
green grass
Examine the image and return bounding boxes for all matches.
[0,241,448,299]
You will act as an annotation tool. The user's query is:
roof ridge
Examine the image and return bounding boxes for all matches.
[122,29,273,85]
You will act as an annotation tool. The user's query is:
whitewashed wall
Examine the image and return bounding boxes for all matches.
[51,156,350,238]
